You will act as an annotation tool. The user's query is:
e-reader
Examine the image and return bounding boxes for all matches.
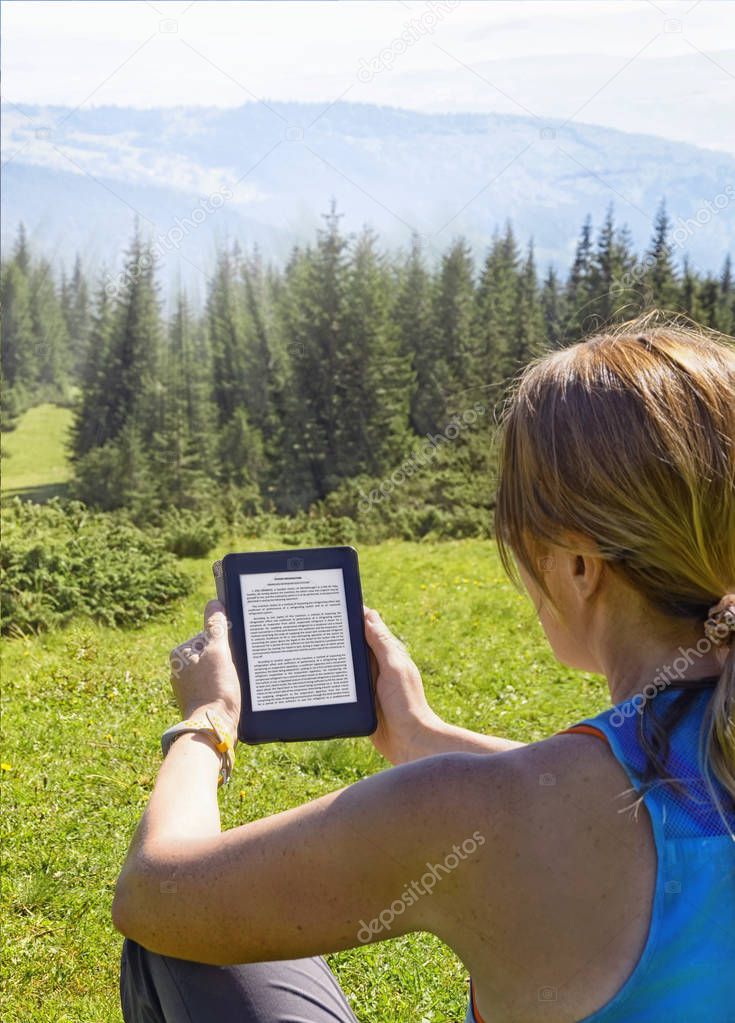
[212,547,377,744]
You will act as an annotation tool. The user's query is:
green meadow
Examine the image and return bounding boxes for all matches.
[1,403,74,501]
[2,408,609,1023]
[2,537,609,1022]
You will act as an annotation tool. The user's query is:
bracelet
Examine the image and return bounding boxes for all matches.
[161,709,236,786]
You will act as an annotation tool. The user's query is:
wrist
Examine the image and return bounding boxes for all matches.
[182,701,239,743]
[397,709,450,764]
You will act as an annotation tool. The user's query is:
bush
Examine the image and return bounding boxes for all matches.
[160,509,222,558]
[0,498,193,636]
[314,428,498,542]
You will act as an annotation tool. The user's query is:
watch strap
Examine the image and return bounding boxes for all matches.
[161,708,235,786]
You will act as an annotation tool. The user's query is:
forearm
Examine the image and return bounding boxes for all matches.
[400,717,524,762]
[120,729,223,871]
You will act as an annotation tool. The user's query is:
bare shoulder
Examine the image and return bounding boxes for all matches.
[415,729,638,838]
[462,730,653,885]
[432,733,656,1019]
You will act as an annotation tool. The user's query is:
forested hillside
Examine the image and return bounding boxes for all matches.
[2,202,733,527]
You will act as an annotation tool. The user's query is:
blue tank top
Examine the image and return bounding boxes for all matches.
[467,684,735,1023]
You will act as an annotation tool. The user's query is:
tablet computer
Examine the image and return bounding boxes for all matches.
[213,546,377,745]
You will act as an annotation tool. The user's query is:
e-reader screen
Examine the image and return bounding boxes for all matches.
[239,568,358,712]
[216,547,376,744]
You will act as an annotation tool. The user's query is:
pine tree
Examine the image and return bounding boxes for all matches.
[541,266,565,348]
[395,236,435,434]
[614,223,644,317]
[240,251,287,452]
[476,224,520,383]
[588,207,638,326]
[716,255,734,333]
[102,230,163,444]
[13,223,31,275]
[643,201,679,309]
[152,290,217,505]
[72,277,115,458]
[62,255,91,378]
[564,216,595,339]
[698,275,721,329]
[276,204,350,506]
[207,247,249,426]
[432,237,477,406]
[0,259,36,393]
[336,229,411,479]
[678,257,703,322]
[28,259,70,398]
[510,242,545,370]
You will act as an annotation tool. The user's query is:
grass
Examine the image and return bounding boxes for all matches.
[1,536,610,1022]
[1,404,74,501]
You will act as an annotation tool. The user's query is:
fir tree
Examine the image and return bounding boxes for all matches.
[564,216,595,339]
[432,237,477,405]
[277,204,350,505]
[476,224,520,383]
[0,259,36,392]
[395,236,436,434]
[716,255,734,333]
[679,257,703,322]
[28,259,70,397]
[13,223,31,275]
[102,230,163,444]
[62,255,91,378]
[207,246,249,427]
[588,207,638,326]
[337,229,411,479]
[643,201,679,309]
[153,290,217,505]
[510,242,545,370]
[541,266,565,348]
[72,277,114,458]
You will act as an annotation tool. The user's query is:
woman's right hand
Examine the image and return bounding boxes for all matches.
[363,607,444,764]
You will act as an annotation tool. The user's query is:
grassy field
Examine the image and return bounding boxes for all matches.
[1,404,74,501]
[2,536,609,1023]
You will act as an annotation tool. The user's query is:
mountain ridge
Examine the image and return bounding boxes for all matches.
[3,100,733,287]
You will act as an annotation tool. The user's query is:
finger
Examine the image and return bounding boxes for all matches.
[204,600,228,642]
[363,608,408,667]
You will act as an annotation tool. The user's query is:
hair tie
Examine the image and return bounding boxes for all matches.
[704,594,735,646]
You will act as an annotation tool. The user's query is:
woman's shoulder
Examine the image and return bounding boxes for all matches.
[427,735,656,1018]
[393,727,637,849]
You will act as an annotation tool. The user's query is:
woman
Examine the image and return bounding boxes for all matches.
[113,318,735,1023]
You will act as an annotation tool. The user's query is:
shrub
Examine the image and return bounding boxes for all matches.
[0,498,193,636]
[160,509,222,558]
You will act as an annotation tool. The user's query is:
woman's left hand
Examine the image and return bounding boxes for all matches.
[169,600,241,732]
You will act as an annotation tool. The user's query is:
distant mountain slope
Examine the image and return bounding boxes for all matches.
[3,100,734,285]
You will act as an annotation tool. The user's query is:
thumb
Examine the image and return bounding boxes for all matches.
[363,607,408,665]
[204,599,229,643]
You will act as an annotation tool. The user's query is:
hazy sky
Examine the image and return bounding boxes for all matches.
[3,1,735,150]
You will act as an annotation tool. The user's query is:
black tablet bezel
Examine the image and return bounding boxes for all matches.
[221,546,377,744]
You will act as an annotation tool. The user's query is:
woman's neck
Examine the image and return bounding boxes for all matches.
[603,632,724,705]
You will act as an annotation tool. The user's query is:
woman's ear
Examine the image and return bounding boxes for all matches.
[553,531,606,603]
[570,550,605,600]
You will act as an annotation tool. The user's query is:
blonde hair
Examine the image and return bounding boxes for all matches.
[495,312,735,805]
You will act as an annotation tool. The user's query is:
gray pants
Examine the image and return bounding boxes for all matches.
[120,938,359,1022]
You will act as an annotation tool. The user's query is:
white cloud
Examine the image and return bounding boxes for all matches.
[2,0,734,152]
